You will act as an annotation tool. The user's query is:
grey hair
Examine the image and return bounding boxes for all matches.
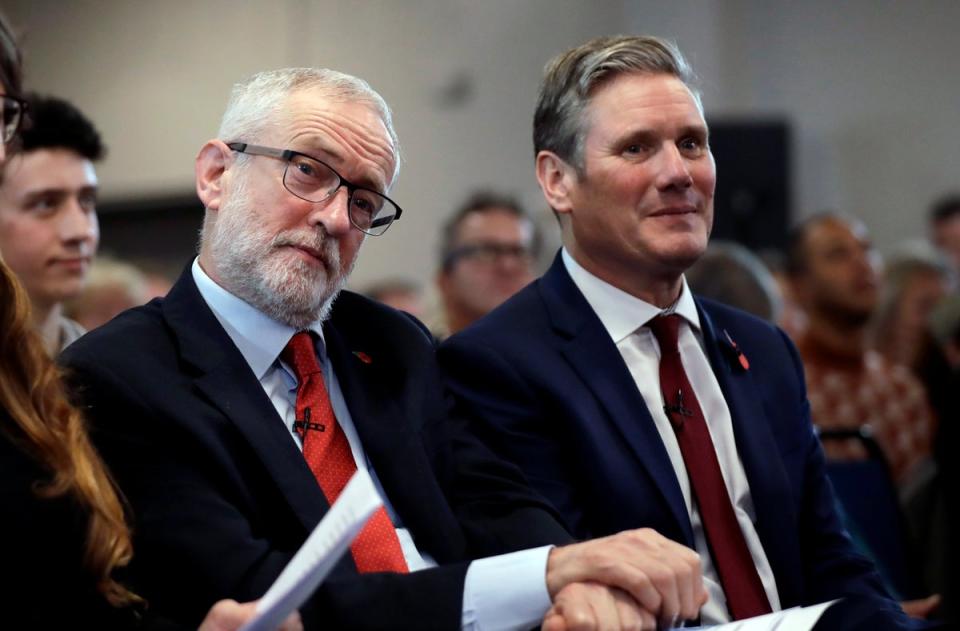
[217,67,401,186]
[533,35,699,173]
[686,241,783,323]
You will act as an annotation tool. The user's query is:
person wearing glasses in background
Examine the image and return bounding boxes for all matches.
[434,191,540,338]
[0,13,301,630]
[61,67,711,631]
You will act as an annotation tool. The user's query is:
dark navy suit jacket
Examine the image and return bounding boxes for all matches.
[439,252,892,611]
[60,266,571,630]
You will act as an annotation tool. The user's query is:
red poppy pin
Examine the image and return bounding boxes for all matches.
[352,351,373,364]
[723,330,750,371]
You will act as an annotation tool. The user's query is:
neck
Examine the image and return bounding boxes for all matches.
[444,302,479,336]
[33,300,63,355]
[804,310,868,358]
[565,245,683,308]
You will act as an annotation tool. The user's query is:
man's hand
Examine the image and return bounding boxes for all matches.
[900,594,941,619]
[197,599,303,631]
[546,528,706,627]
[542,582,656,631]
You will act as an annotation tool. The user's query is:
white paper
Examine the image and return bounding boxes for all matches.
[675,600,837,631]
[238,468,384,631]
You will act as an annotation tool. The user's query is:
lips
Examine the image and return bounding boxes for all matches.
[282,242,329,268]
[651,204,698,216]
[49,256,91,271]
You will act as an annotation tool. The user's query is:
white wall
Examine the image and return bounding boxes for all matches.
[6,0,959,288]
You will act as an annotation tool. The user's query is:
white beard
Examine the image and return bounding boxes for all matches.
[208,179,353,329]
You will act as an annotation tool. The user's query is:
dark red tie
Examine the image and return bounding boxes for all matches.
[648,314,771,619]
[282,332,408,573]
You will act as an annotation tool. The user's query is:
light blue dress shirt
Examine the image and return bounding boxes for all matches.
[191,259,552,630]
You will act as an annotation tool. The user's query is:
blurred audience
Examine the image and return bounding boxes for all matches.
[434,190,540,337]
[786,212,934,485]
[872,246,953,372]
[65,255,151,330]
[0,92,103,354]
[929,193,960,274]
[363,277,425,319]
[686,240,782,322]
[758,248,808,340]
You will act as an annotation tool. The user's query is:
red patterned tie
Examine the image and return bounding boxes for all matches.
[648,315,771,620]
[282,332,408,573]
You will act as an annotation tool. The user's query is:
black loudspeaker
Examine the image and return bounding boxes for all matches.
[707,119,791,250]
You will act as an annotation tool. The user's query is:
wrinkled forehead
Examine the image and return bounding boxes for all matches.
[272,87,397,190]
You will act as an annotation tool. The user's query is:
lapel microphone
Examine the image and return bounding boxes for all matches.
[663,389,695,420]
[293,407,326,436]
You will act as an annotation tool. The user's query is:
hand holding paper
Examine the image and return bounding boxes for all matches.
[238,468,385,631]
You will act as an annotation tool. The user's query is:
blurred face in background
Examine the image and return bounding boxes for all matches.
[437,208,536,332]
[0,147,99,311]
[931,214,960,271]
[793,217,880,326]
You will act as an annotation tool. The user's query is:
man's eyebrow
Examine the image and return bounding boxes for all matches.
[678,124,709,138]
[22,187,68,201]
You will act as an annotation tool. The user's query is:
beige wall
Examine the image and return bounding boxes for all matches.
[6,0,959,288]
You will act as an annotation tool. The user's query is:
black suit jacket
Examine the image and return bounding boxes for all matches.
[439,253,892,612]
[60,266,571,630]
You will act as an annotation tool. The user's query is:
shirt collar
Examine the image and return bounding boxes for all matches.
[191,258,325,379]
[561,247,701,344]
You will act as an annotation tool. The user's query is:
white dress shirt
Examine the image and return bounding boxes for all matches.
[562,249,781,624]
[192,259,551,631]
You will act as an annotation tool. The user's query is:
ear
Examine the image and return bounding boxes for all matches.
[535,150,576,216]
[195,140,233,212]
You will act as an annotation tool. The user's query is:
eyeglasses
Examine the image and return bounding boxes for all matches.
[443,242,535,269]
[227,142,402,236]
[2,95,27,144]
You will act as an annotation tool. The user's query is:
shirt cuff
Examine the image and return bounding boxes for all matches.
[461,545,553,631]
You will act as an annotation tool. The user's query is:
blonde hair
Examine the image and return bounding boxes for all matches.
[0,259,139,608]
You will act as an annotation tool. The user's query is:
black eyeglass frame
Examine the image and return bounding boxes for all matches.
[2,95,28,144]
[226,142,402,236]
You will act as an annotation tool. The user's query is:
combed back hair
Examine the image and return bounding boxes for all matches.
[930,193,960,223]
[533,35,699,173]
[784,211,864,277]
[217,67,401,186]
[439,190,541,269]
[0,260,139,608]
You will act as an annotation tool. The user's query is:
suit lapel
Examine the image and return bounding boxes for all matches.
[162,268,329,534]
[696,302,798,595]
[540,257,693,542]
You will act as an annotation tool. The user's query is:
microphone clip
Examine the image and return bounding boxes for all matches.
[293,407,325,436]
[663,389,695,425]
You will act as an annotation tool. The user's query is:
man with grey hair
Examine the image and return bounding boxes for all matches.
[442,35,904,626]
[62,67,707,630]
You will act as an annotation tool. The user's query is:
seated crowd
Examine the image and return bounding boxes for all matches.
[0,12,954,630]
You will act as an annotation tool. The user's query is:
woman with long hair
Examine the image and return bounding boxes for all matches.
[0,13,297,629]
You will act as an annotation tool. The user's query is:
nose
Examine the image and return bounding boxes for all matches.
[655,145,693,191]
[59,196,99,249]
[307,185,353,236]
[0,141,6,165]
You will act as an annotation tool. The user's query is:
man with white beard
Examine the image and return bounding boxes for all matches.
[61,68,707,631]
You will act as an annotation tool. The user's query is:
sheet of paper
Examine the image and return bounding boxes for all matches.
[675,600,836,631]
[238,468,383,631]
